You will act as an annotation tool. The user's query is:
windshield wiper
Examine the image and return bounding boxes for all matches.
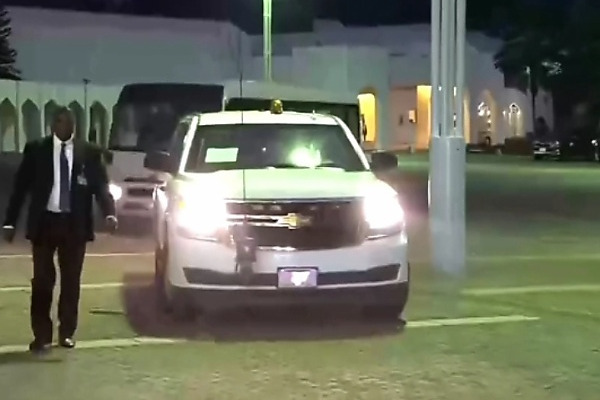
[265,162,344,170]
[266,163,309,169]
[315,162,344,169]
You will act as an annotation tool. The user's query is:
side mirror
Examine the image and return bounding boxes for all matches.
[103,150,113,165]
[370,151,398,171]
[144,151,175,173]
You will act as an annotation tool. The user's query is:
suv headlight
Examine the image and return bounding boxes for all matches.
[363,185,405,238]
[109,183,122,201]
[174,192,228,239]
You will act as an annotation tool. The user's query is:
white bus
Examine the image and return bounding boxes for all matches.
[106,80,362,220]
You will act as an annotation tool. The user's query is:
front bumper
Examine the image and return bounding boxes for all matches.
[533,142,561,158]
[114,184,154,218]
[170,280,409,309]
[166,229,409,291]
[533,147,560,157]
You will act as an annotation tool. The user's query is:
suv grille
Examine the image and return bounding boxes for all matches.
[226,200,365,250]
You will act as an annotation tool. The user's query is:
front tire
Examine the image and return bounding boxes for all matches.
[362,305,407,322]
[361,284,409,324]
[154,242,169,313]
[154,234,196,321]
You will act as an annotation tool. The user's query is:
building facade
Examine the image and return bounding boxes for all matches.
[0,7,553,153]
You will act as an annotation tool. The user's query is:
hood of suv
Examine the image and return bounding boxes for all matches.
[180,168,386,199]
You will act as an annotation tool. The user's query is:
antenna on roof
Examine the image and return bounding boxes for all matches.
[237,26,246,204]
[233,26,255,284]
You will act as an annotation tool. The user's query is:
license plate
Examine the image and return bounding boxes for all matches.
[277,268,318,288]
[539,147,546,152]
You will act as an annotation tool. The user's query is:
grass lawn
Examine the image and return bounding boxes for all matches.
[0,155,599,399]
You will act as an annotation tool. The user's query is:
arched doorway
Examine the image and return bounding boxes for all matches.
[0,99,18,152]
[358,87,377,146]
[506,103,524,137]
[68,101,85,139]
[89,102,108,147]
[44,100,59,136]
[476,90,498,144]
[21,100,41,142]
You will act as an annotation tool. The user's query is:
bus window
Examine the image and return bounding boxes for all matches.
[109,84,224,153]
[109,102,178,152]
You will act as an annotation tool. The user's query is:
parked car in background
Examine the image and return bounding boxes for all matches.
[532,130,598,161]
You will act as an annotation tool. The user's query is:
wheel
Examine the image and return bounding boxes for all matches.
[533,155,542,161]
[361,284,409,324]
[362,305,406,322]
[154,241,169,313]
[154,233,196,321]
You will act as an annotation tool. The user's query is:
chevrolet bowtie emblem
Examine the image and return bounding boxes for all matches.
[279,213,312,229]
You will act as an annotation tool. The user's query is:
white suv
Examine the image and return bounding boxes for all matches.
[145,105,409,319]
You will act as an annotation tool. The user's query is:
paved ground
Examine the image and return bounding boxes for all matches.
[0,154,599,399]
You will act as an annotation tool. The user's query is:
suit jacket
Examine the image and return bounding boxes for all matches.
[3,136,116,242]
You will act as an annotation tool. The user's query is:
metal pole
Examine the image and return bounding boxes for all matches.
[440,0,452,136]
[83,78,89,141]
[263,0,272,81]
[455,0,466,137]
[429,0,466,278]
[430,0,441,140]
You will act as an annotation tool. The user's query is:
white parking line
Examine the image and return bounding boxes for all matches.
[0,337,184,355]
[468,253,600,262]
[463,284,600,296]
[0,314,539,354]
[0,252,153,260]
[0,282,130,293]
[407,314,539,328]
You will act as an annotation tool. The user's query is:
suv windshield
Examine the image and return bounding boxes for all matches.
[184,123,366,172]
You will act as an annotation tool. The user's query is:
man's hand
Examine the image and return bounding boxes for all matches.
[105,216,118,234]
[2,226,16,243]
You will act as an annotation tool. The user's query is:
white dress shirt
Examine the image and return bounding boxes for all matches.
[47,134,74,213]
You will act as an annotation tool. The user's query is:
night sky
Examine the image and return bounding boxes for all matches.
[4,0,572,34]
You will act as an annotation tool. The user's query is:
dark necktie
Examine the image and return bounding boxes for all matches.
[59,143,71,212]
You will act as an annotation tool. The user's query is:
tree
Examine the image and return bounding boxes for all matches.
[0,6,20,80]
[564,1,600,127]
[494,33,560,130]
[493,1,566,131]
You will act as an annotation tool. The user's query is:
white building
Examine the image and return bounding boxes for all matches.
[0,6,553,153]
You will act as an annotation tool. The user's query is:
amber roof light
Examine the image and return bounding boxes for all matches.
[270,99,283,114]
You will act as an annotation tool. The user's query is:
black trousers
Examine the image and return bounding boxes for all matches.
[30,212,86,342]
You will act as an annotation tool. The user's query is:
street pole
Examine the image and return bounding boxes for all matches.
[83,78,90,141]
[429,0,467,279]
[263,0,272,81]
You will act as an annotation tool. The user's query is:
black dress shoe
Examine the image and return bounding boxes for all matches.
[59,337,76,349]
[29,340,52,355]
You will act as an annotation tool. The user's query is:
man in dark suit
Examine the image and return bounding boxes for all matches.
[2,107,118,354]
